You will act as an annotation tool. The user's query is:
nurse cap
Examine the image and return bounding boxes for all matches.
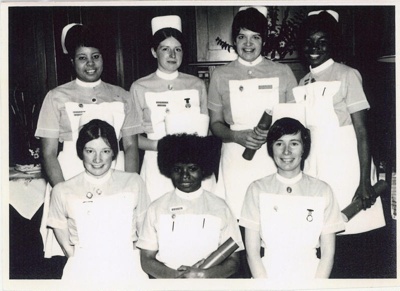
[308,10,339,22]
[151,15,182,35]
[238,6,267,18]
[61,23,83,54]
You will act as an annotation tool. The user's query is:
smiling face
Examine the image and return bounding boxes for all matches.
[272,132,304,178]
[302,30,332,68]
[235,28,264,62]
[170,163,203,193]
[83,137,114,178]
[151,36,183,74]
[73,46,103,82]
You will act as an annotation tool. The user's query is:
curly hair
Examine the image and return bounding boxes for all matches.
[157,134,221,179]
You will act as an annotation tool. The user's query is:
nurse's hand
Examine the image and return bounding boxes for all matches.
[234,129,266,150]
[254,126,269,141]
[177,261,207,278]
[352,182,376,210]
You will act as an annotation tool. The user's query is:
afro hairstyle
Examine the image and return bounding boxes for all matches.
[157,133,221,179]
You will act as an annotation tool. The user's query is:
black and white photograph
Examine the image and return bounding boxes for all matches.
[1,1,398,290]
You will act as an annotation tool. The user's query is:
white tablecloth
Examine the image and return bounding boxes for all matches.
[9,169,46,220]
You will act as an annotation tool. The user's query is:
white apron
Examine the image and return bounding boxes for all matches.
[61,192,148,289]
[142,90,215,201]
[41,101,126,258]
[216,78,279,218]
[293,81,385,234]
[156,213,221,270]
[260,193,324,280]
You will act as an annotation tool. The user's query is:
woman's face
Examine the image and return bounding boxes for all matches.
[83,137,114,178]
[302,30,332,68]
[152,36,183,74]
[170,163,203,193]
[235,28,263,62]
[73,46,103,82]
[272,132,304,178]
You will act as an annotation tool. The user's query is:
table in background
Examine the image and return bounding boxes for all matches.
[9,168,66,279]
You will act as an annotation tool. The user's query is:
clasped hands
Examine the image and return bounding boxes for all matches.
[352,182,377,210]
[235,126,268,150]
[176,259,206,278]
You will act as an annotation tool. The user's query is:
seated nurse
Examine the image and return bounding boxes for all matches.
[240,117,345,280]
[137,134,243,278]
[47,119,150,289]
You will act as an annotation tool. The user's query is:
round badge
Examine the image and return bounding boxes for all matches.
[86,192,93,199]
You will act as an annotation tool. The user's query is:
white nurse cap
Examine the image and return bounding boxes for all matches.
[61,23,83,54]
[238,6,268,18]
[308,10,339,22]
[151,15,182,35]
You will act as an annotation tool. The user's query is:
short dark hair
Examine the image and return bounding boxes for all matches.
[267,118,311,169]
[151,28,185,51]
[65,25,104,58]
[232,8,268,44]
[297,11,341,58]
[157,134,221,179]
[76,119,118,161]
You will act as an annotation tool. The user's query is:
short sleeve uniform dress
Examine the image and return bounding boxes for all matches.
[48,170,150,288]
[136,187,244,270]
[240,172,345,280]
[131,70,215,202]
[208,56,298,218]
[292,59,385,234]
[35,79,142,257]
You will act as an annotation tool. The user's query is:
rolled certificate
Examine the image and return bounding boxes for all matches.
[198,237,239,269]
[242,111,272,161]
[341,180,389,222]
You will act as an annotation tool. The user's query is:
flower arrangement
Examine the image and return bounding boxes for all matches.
[216,6,306,60]
[9,88,41,165]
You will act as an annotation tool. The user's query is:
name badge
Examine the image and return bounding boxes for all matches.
[258,85,273,90]
[170,206,185,212]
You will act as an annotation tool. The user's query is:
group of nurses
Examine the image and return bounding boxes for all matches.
[36,6,386,282]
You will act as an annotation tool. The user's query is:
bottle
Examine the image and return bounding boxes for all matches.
[242,111,272,161]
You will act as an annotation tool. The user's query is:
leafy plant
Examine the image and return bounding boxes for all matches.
[9,88,41,164]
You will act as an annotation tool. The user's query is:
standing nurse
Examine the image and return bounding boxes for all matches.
[294,10,385,277]
[130,15,213,202]
[208,6,298,220]
[35,24,141,259]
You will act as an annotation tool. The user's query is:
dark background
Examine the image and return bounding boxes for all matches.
[7,5,396,280]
